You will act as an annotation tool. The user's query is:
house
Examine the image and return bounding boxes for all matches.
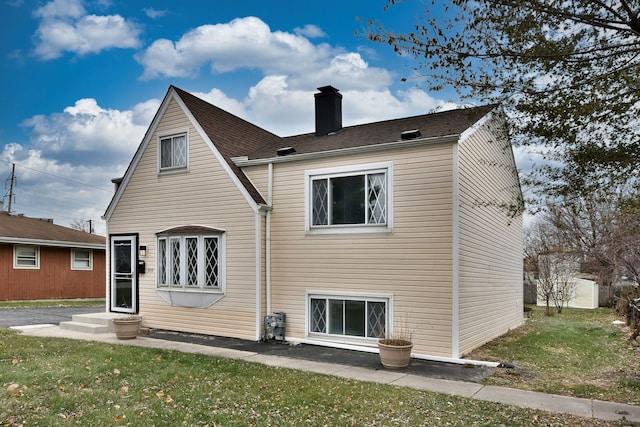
[0,211,106,300]
[103,85,523,360]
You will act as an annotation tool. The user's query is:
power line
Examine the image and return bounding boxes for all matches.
[0,158,113,193]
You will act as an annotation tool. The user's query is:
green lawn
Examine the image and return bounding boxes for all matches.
[1,305,638,425]
[0,328,630,426]
[466,307,640,406]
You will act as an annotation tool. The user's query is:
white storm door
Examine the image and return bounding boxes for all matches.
[110,235,137,313]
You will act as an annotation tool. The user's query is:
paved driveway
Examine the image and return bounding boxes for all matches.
[0,306,104,327]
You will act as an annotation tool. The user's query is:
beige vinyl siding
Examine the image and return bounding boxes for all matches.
[246,143,456,357]
[108,98,259,340]
[457,114,523,356]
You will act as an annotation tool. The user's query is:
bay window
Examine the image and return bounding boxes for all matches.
[157,234,223,291]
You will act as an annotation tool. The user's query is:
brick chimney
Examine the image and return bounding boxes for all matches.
[314,86,342,136]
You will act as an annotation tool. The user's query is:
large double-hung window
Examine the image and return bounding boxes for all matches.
[306,162,393,233]
[157,232,224,291]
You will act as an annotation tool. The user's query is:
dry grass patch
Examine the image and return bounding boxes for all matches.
[466,307,640,405]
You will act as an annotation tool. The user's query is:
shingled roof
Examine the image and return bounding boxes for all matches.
[248,104,497,160]
[107,86,499,217]
[173,86,281,205]
[0,211,105,248]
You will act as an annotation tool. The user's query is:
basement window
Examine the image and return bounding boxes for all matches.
[308,293,388,341]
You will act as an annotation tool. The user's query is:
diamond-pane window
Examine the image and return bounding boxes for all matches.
[204,237,219,288]
[367,302,386,338]
[158,239,167,285]
[170,238,181,286]
[309,168,387,228]
[186,238,198,286]
[367,173,386,224]
[160,134,187,170]
[309,296,387,339]
[312,179,328,225]
[157,234,223,291]
[310,299,326,333]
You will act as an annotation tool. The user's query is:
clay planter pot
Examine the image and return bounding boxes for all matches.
[378,338,413,369]
[112,318,141,340]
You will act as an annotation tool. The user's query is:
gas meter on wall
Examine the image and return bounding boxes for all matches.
[264,312,286,341]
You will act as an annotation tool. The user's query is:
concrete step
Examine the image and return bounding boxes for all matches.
[58,320,111,334]
[59,312,132,333]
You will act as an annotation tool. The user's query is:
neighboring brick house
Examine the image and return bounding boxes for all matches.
[0,211,106,300]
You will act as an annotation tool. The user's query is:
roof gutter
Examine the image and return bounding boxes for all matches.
[0,237,105,249]
[232,134,460,167]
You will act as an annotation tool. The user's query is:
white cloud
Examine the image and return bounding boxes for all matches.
[143,8,167,19]
[294,24,326,38]
[33,0,85,20]
[1,94,162,232]
[136,16,393,94]
[33,0,141,60]
[20,98,153,166]
[190,88,248,119]
[0,144,113,234]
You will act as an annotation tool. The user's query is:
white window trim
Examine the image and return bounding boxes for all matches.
[14,245,40,269]
[157,234,225,293]
[71,248,93,270]
[305,290,393,345]
[304,162,393,235]
[157,128,189,173]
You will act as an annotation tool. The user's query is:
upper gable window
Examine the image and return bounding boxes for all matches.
[159,132,188,171]
[305,162,393,234]
[14,245,39,269]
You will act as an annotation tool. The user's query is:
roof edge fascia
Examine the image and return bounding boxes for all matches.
[0,237,105,249]
[233,134,460,167]
[459,106,498,142]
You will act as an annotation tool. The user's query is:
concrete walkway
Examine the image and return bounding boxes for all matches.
[12,324,640,424]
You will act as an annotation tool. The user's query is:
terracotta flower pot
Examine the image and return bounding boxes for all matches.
[378,338,413,369]
[112,318,141,340]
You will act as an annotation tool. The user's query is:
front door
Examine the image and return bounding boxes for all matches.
[110,235,137,313]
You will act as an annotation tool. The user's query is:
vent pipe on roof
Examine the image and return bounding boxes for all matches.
[314,86,342,136]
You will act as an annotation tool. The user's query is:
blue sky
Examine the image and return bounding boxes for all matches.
[0,0,502,234]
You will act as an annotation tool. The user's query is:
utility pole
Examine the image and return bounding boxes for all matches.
[88,219,94,234]
[3,163,16,214]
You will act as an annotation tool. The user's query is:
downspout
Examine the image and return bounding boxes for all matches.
[266,162,273,314]
[105,223,110,314]
[452,142,461,358]
[255,212,262,341]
